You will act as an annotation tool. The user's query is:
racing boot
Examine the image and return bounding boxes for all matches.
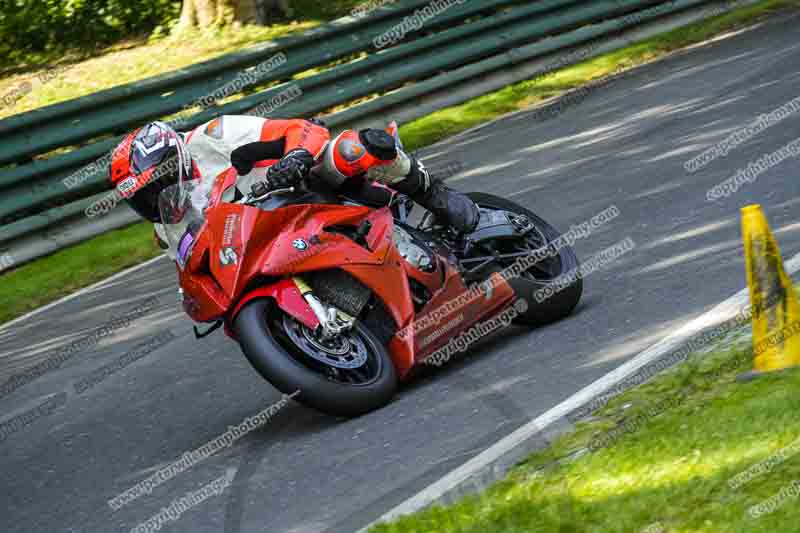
[411,178,480,235]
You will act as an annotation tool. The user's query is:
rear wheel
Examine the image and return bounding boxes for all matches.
[235,299,397,417]
[464,192,582,326]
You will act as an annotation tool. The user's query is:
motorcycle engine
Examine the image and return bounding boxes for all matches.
[392,225,434,272]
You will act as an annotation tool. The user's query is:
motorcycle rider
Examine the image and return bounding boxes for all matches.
[109,116,479,246]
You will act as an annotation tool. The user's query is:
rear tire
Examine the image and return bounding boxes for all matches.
[235,299,398,417]
[466,192,582,326]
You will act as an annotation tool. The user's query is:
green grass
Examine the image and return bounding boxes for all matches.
[370,327,800,532]
[2,0,799,324]
[0,222,159,324]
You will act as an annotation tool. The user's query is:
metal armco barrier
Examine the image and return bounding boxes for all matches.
[0,0,758,271]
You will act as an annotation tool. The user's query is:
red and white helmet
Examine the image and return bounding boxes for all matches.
[109,122,194,222]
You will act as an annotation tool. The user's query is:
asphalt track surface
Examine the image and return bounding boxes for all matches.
[3,13,800,533]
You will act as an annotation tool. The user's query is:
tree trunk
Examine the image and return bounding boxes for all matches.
[177,0,197,29]
[256,0,294,23]
[236,0,259,23]
[178,0,269,29]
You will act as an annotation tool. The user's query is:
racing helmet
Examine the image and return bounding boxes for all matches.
[109,121,193,222]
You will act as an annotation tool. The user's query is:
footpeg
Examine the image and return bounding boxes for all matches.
[510,214,534,234]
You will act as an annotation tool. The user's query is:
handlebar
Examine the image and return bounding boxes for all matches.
[242,186,296,205]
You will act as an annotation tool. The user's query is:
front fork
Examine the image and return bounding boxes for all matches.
[292,277,355,340]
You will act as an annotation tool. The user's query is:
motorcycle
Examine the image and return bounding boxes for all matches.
[158,126,582,417]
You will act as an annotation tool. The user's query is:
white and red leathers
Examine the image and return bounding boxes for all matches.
[110,115,479,252]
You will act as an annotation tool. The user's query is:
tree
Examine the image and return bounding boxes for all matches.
[177,0,292,29]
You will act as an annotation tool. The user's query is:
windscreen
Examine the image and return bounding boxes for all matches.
[157,178,211,269]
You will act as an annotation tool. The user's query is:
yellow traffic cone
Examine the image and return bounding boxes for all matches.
[740,205,800,380]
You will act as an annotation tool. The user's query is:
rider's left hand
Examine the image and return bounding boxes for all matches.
[266,148,315,189]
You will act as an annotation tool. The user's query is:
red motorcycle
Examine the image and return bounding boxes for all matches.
[158,134,581,417]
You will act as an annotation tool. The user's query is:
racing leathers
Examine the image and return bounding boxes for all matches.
[159,115,479,245]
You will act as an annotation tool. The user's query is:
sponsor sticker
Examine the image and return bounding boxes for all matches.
[117,176,138,198]
[222,214,240,247]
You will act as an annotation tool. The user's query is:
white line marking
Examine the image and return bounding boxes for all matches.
[359,251,800,530]
[0,255,166,333]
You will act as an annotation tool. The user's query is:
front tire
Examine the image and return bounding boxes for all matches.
[235,299,397,417]
[466,192,582,326]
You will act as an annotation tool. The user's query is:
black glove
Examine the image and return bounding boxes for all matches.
[265,148,314,189]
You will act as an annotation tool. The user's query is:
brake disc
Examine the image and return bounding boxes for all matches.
[282,314,368,369]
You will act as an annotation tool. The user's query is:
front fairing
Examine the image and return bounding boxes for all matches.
[204,202,395,299]
[168,169,419,372]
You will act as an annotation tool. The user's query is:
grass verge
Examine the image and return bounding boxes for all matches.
[0,223,159,324]
[2,0,799,324]
[369,320,800,532]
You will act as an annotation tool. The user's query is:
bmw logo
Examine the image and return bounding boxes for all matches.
[292,239,308,251]
[219,246,239,266]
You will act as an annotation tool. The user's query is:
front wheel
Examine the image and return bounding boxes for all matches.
[465,192,582,326]
[234,299,397,417]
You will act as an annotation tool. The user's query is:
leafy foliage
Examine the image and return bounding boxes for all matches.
[0,0,180,66]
